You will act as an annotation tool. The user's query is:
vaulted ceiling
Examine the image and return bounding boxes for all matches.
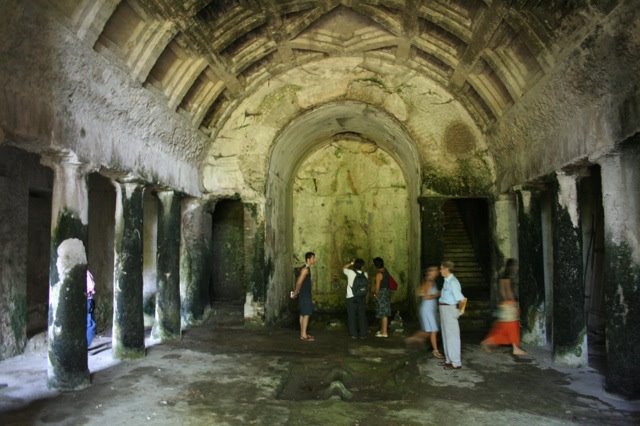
[51,0,613,139]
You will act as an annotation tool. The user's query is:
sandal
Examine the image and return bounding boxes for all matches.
[443,364,462,370]
[432,350,444,359]
[300,335,315,341]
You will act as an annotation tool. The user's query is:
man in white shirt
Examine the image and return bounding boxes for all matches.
[343,258,368,339]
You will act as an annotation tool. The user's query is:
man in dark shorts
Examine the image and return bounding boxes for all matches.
[292,251,316,341]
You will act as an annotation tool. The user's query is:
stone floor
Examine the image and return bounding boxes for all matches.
[1,319,639,426]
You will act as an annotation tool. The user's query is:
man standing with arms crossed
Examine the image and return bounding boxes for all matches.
[438,261,467,369]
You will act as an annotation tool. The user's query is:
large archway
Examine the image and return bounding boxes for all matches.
[291,134,410,312]
[265,101,421,322]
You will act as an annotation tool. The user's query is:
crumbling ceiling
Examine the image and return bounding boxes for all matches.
[52,0,613,145]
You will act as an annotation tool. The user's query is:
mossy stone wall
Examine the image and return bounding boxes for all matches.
[292,139,409,311]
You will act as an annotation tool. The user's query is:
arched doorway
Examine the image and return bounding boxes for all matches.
[291,134,410,313]
[265,101,421,322]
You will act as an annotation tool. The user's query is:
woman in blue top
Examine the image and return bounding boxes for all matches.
[292,251,316,341]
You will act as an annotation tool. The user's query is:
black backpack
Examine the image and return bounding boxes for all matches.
[352,271,369,298]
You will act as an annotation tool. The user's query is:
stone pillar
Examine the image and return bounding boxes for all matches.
[418,197,446,272]
[516,189,546,346]
[112,178,145,359]
[180,197,212,327]
[44,154,90,390]
[0,148,28,360]
[152,190,181,341]
[599,147,640,398]
[493,193,518,307]
[551,172,586,366]
[243,202,266,324]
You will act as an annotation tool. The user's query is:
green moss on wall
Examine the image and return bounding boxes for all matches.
[419,198,446,271]
[10,294,27,350]
[603,241,640,398]
[517,190,545,333]
[422,156,494,196]
[551,180,585,354]
[48,263,89,389]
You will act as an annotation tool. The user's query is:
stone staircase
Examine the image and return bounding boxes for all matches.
[442,202,492,333]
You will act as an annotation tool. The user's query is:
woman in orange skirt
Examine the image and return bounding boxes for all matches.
[481,259,526,356]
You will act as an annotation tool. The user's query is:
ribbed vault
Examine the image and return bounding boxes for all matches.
[50,0,614,148]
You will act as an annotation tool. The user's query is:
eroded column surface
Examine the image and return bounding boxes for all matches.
[0,149,28,360]
[243,202,266,324]
[180,198,212,327]
[152,190,181,341]
[112,179,145,359]
[551,172,587,366]
[599,147,640,398]
[516,189,546,346]
[45,155,90,390]
[493,193,518,307]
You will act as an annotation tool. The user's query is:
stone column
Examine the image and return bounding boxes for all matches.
[493,193,518,307]
[44,153,90,390]
[551,171,587,366]
[0,149,28,360]
[516,188,546,346]
[112,178,145,359]
[418,197,446,272]
[180,197,212,327]
[599,147,640,398]
[152,190,182,341]
[243,202,266,324]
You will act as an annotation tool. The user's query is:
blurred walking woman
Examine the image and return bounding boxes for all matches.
[405,266,443,358]
[481,258,526,355]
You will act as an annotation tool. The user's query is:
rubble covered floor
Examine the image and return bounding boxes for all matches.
[0,320,639,425]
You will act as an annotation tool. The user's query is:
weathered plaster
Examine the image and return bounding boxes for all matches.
[551,177,587,367]
[48,237,89,390]
[152,191,182,342]
[292,138,409,310]
[180,198,212,327]
[202,57,492,199]
[112,180,145,359]
[0,2,202,195]
[492,3,640,191]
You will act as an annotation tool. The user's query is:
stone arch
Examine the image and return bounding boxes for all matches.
[264,101,421,322]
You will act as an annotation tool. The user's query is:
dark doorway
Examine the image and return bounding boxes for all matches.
[88,173,116,334]
[211,200,245,305]
[25,153,53,338]
[420,197,493,333]
[27,188,52,337]
[578,166,606,372]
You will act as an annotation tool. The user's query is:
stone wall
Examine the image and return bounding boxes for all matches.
[292,138,410,311]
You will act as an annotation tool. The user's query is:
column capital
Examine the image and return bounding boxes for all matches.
[40,149,87,171]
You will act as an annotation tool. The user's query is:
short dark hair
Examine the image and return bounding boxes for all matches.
[373,257,384,268]
[354,258,365,270]
[441,260,454,272]
[305,252,315,261]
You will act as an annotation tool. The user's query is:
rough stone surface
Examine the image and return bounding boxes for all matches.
[517,190,547,341]
[551,176,587,367]
[152,191,182,342]
[1,324,639,425]
[292,138,409,310]
[112,181,145,359]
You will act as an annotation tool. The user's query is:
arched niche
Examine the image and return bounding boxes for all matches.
[265,101,421,322]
